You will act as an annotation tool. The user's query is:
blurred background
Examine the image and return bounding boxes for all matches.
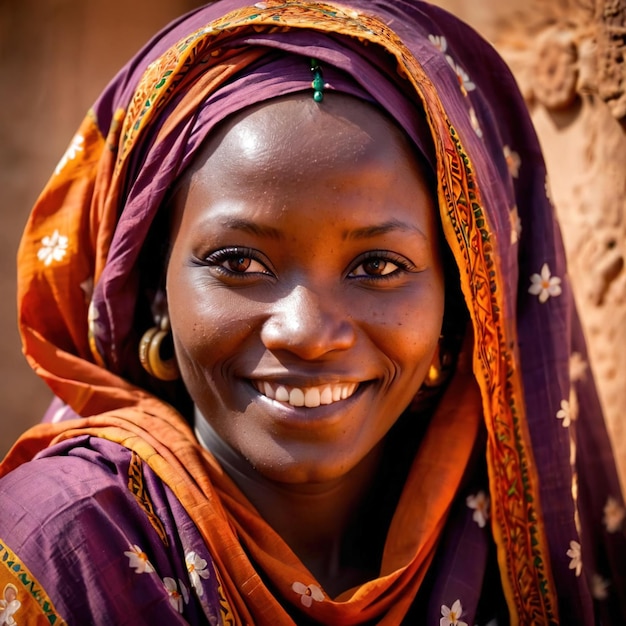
[1,0,624,489]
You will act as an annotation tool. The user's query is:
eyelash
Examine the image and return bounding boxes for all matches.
[204,247,273,278]
[202,248,416,281]
[348,251,416,281]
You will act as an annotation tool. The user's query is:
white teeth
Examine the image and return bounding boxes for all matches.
[289,387,305,407]
[275,385,289,402]
[304,387,320,408]
[253,381,359,408]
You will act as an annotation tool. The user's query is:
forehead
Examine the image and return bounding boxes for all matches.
[181,92,430,189]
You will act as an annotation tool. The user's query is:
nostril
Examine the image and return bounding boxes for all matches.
[260,288,356,358]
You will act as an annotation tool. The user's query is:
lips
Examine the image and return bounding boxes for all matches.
[251,380,359,408]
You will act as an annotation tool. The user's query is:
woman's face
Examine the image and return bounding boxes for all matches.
[167,93,445,485]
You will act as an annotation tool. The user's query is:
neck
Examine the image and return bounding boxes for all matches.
[195,418,385,596]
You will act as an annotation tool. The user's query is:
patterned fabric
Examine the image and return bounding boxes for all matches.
[1,1,625,624]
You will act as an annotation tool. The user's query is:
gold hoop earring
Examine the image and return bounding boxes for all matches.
[139,315,180,381]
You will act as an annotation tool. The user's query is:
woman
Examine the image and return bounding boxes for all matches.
[1,0,624,624]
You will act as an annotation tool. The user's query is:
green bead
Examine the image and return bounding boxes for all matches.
[311,74,322,89]
[313,90,324,102]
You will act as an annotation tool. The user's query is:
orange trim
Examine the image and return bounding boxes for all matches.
[0,539,67,626]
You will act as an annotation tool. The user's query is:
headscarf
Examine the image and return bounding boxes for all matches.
[4,1,625,624]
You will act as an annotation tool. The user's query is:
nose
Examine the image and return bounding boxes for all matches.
[260,285,356,359]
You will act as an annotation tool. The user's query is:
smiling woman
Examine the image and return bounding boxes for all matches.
[168,94,445,490]
[1,1,625,625]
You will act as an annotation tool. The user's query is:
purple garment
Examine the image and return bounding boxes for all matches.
[0,436,222,624]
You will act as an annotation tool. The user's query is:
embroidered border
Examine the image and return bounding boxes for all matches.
[127,451,170,546]
[0,539,67,625]
[215,571,237,626]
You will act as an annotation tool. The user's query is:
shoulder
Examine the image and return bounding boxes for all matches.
[0,435,136,540]
[0,436,191,624]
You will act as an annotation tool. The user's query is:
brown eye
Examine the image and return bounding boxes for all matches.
[351,256,400,277]
[226,256,252,273]
[362,258,392,276]
[205,247,271,276]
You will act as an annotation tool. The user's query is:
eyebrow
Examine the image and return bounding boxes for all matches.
[215,217,427,241]
[343,219,427,241]
[218,217,283,240]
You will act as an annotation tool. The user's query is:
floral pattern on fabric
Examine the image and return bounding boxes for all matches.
[54,133,84,175]
[125,544,155,574]
[0,540,67,625]
[291,581,324,608]
[503,145,521,178]
[509,206,522,245]
[569,352,588,381]
[163,577,189,613]
[603,496,626,533]
[528,263,562,303]
[567,540,582,576]
[0,583,21,626]
[37,230,69,266]
[186,551,211,597]
[440,599,468,626]
[591,573,610,600]
[466,491,490,528]
[427,34,475,95]
[468,107,483,138]
[556,399,572,428]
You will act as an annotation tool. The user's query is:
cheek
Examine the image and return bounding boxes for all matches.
[367,282,444,362]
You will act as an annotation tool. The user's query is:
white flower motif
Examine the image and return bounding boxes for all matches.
[446,55,476,94]
[37,230,69,266]
[124,545,155,574]
[429,34,448,52]
[163,577,188,613]
[55,133,84,175]
[569,352,588,382]
[510,206,522,244]
[466,491,490,528]
[603,496,626,533]
[254,2,268,8]
[291,581,324,608]
[528,263,562,303]
[469,106,483,138]
[503,145,521,178]
[186,551,210,596]
[556,399,571,427]
[591,573,610,600]
[567,540,582,577]
[440,599,468,626]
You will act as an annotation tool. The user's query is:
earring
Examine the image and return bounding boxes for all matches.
[423,337,451,388]
[139,314,180,381]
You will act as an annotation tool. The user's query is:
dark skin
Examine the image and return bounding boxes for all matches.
[166,93,445,596]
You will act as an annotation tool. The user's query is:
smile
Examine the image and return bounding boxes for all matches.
[251,380,359,408]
